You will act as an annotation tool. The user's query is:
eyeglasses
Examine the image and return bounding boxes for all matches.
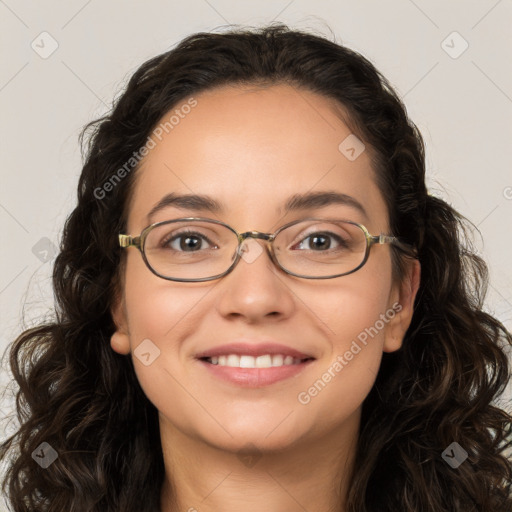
[118,217,416,282]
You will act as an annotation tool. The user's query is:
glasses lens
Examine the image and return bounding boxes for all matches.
[143,220,238,280]
[274,220,367,277]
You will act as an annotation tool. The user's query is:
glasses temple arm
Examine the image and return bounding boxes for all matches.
[373,234,418,258]
[119,234,142,249]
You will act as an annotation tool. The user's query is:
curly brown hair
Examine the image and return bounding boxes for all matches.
[1,23,511,512]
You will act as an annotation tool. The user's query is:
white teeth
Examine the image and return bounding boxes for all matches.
[206,354,306,368]
[255,355,272,368]
[239,355,254,368]
[227,354,239,367]
[271,354,284,367]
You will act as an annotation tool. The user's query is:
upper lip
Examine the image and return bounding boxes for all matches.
[195,340,316,360]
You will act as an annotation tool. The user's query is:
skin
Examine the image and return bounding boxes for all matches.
[110,84,421,512]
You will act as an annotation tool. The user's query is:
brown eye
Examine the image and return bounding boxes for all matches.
[161,231,216,252]
[292,231,349,252]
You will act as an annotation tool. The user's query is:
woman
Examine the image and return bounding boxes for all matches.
[1,23,511,512]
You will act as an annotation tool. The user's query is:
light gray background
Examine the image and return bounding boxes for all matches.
[1,1,511,507]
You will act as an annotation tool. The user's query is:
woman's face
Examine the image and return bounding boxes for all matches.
[111,84,419,453]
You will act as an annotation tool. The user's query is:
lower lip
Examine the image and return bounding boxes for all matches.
[198,359,315,388]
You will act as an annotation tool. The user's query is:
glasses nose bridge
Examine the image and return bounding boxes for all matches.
[238,230,274,244]
[236,230,276,264]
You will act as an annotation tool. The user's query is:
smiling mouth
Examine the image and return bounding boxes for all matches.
[199,354,314,368]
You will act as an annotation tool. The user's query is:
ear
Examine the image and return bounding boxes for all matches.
[110,294,131,355]
[383,258,421,353]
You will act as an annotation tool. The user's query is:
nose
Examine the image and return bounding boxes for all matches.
[215,236,296,323]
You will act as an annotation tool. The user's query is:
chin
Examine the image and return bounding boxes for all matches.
[193,413,308,453]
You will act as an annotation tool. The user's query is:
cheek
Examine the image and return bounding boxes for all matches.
[296,266,394,419]
[124,281,184,344]
[121,261,203,389]
[326,286,392,352]
[122,251,201,343]
[317,255,394,353]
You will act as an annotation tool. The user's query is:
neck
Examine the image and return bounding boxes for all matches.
[159,410,360,512]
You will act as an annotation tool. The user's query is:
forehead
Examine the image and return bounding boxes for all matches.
[126,84,388,232]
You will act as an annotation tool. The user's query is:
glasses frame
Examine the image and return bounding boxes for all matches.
[119,216,417,282]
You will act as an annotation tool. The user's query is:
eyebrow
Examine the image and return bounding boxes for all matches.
[146,190,368,223]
